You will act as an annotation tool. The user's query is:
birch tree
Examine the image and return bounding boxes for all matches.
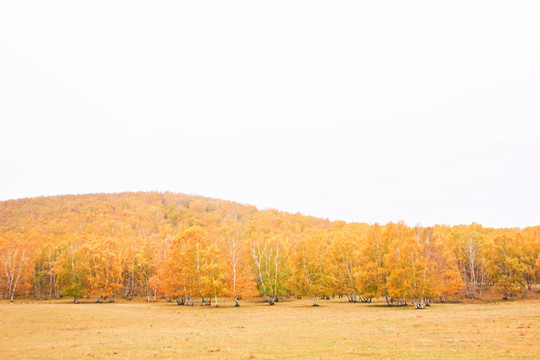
[55,240,88,303]
[0,242,32,301]
[222,221,256,306]
[291,232,335,306]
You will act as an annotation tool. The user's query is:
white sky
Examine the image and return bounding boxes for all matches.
[1,1,539,228]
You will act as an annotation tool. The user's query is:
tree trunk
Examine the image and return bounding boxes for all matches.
[54,281,60,299]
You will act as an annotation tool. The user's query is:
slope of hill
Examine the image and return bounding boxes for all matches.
[0,192,538,305]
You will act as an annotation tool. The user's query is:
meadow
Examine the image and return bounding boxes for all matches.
[1,298,538,359]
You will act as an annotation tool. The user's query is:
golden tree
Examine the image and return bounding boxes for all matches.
[487,230,531,299]
[84,237,123,302]
[291,231,336,306]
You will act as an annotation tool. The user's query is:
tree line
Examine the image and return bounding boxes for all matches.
[1,192,538,308]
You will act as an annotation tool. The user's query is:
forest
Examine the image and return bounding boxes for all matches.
[1,192,538,308]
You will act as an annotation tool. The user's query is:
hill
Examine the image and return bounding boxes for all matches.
[0,192,538,305]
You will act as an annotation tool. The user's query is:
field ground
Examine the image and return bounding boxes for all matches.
[0,297,539,359]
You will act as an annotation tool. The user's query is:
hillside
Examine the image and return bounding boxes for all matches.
[0,192,538,306]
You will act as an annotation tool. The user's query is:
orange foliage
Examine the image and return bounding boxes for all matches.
[0,192,538,305]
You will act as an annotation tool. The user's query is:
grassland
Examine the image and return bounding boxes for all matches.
[1,298,539,359]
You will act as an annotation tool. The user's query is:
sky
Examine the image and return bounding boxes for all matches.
[1,1,539,228]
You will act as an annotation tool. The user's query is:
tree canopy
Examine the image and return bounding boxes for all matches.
[0,192,538,306]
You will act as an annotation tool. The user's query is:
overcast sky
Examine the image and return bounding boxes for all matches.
[1,1,539,228]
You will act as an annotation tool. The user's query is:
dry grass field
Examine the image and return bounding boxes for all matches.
[1,298,539,360]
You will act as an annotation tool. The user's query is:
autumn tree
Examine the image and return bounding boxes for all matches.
[409,226,456,308]
[518,228,538,290]
[487,231,531,300]
[329,223,364,302]
[221,220,257,306]
[54,240,88,303]
[163,230,196,305]
[385,222,436,307]
[84,237,123,302]
[148,234,173,301]
[431,226,464,301]
[33,241,62,300]
[132,237,161,302]
[355,223,388,302]
[200,240,226,306]
[245,211,290,305]
[291,232,335,306]
[250,235,289,305]
[247,213,290,305]
[164,227,226,306]
[451,224,489,299]
[0,240,33,301]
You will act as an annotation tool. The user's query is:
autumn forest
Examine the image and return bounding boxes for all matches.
[1,192,538,308]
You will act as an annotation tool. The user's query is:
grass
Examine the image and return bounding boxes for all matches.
[0,297,539,359]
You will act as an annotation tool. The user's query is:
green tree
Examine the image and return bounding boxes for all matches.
[54,241,88,303]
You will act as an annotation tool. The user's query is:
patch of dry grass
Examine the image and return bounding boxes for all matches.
[0,298,538,359]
